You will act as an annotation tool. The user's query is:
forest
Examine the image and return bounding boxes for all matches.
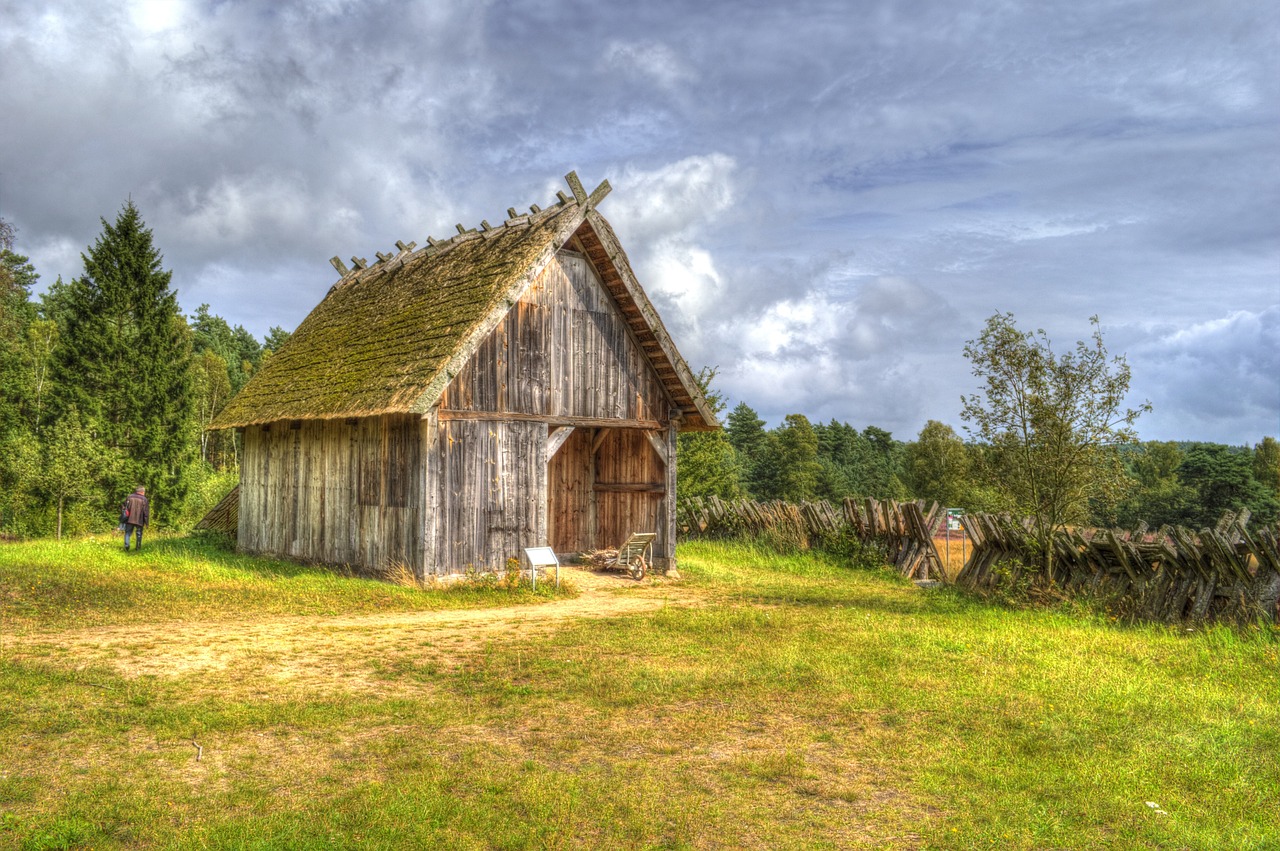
[1,203,1277,540]
[0,204,289,538]
[680,373,1279,531]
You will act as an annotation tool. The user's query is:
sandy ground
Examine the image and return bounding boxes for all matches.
[5,566,705,691]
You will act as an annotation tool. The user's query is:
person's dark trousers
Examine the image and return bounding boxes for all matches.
[124,523,143,551]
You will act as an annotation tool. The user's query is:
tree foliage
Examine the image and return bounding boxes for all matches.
[961,313,1149,572]
[48,201,196,521]
[1253,437,1280,498]
[1177,444,1278,527]
[41,407,114,539]
[0,205,295,538]
[768,414,822,502]
[905,420,972,508]
[676,367,743,500]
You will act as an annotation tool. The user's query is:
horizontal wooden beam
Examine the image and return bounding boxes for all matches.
[592,483,666,493]
[438,409,663,430]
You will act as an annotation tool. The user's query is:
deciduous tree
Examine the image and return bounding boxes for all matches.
[1253,436,1280,498]
[906,420,972,508]
[961,313,1148,574]
[41,408,112,539]
[676,367,743,499]
[771,413,822,503]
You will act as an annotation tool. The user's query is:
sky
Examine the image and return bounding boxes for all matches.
[1,0,1277,445]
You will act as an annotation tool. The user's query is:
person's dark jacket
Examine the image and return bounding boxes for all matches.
[123,492,150,527]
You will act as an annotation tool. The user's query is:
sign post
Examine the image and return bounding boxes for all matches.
[945,509,964,577]
[523,546,560,590]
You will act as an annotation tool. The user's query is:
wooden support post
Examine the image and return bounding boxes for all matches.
[662,421,679,576]
[591,428,610,454]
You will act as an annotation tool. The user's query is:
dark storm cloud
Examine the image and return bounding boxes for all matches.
[1,0,1275,442]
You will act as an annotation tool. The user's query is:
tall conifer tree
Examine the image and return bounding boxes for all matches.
[49,201,195,521]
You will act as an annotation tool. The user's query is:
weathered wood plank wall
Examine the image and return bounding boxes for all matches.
[437,249,678,569]
[239,415,424,570]
[423,418,545,574]
[439,251,671,422]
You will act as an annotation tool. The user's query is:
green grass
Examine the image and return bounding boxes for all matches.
[0,534,571,633]
[1,536,1277,849]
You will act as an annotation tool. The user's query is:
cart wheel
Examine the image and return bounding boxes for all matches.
[630,557,647,581]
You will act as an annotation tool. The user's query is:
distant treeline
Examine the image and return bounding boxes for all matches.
[678,369,1280,530]
[0,204,289,537]
[2,207,1276,540]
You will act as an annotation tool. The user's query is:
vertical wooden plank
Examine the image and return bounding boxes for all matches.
[411,414,429,579]
[288,425,302,557]
[663,421,678,572]
[427,417,450,574]
[265,427,282,554]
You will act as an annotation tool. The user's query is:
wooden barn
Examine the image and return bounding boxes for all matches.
[208,172,718,577]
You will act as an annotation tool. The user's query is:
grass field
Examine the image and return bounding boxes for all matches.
[1,535,1277,849]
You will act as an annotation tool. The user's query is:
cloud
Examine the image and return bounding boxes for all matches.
[1,0,1275,442]
[604,40,694,91]
[1131,307,1280,443]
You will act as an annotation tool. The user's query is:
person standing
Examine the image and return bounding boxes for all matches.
[122,486,150,551]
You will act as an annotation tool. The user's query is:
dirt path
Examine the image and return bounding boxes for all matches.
[6,567,706,690]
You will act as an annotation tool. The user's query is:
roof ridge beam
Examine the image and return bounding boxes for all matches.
[565,171,588,204]
[587,179,612,207]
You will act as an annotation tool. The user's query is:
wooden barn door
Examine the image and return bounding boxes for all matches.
[593,428,665,553]
[547,427,593,554]
[547,426,668,556]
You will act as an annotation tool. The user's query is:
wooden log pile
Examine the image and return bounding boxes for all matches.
[677,496,945,580]
[954,509,1280,625]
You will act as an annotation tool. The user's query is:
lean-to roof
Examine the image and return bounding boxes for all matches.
[210,173,717,431]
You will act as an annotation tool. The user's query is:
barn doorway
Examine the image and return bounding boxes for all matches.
[547,426,666,557]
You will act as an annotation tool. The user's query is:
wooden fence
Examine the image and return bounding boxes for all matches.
[677,495,945,580]
[956,510,1280,625]
[678,495,1279,626]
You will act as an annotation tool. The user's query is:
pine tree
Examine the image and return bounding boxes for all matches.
[1,247,39,435]
[0,225,46,532]
[49,201,196,522]
[772,414,821,503]
[725,402,769,498]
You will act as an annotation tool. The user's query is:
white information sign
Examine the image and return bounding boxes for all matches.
[523,547,560,589]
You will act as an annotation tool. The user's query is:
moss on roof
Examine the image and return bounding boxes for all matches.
[211,203,581,428]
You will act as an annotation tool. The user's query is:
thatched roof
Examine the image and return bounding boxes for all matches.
[211,173,717,431]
